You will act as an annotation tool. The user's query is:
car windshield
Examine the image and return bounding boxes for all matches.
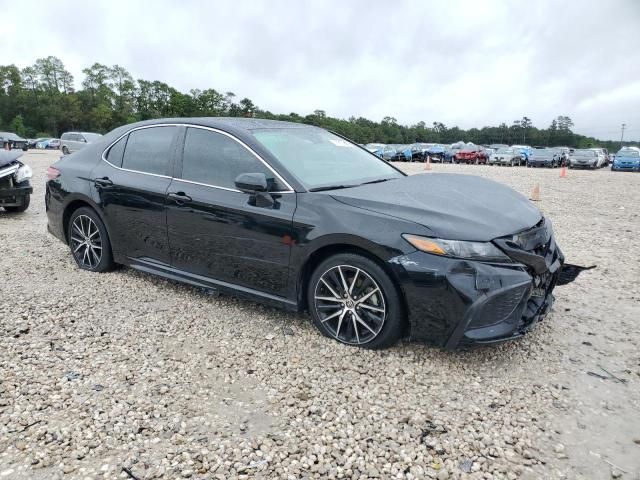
[535,149,557,157]
[252,128,404,190]
[573,150,595,157]
[617,149,639,157]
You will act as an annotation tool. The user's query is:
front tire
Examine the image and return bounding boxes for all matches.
[62,146,70,155]
[68,207,115,272]
[308,253,404,349]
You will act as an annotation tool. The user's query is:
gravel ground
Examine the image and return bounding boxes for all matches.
[1,150,639,480]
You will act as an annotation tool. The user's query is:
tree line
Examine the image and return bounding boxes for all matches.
[0,56,630,151]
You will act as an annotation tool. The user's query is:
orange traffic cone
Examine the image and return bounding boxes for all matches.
[530,183,541,201]
[424,156,432,171]
[560,165,567,178]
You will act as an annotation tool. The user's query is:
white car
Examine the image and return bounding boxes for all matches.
[60,131,103,155]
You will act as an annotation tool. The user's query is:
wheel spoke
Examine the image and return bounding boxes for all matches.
[74,242,85,253]
[351,314,360,343]
[359,303,384,314]
[320,278,342,300]
[357,287,380,305]
[321,308,344,323]
[335,310,347,338]
[348,268,360,295]
[337,266,350,296]
[354,312,377,336]
[315,296,343,303]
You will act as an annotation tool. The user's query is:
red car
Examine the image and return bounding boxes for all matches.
[454,144,488,164]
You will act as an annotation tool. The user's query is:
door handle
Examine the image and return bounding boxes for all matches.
[168,192,192,204]
[94,176,113,187]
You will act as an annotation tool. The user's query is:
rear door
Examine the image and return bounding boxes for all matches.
[91,125,179,265]
[166,126,296,296]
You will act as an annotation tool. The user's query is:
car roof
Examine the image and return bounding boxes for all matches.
[128,117,313,132]
[0,131,25,141]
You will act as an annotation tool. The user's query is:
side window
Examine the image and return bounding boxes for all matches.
[122,126,177,175]
[181,128,277,190]
[105,136,128,168]
[69,134,79,141]
[61,133,69,140]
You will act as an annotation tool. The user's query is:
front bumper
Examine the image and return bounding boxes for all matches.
[0,183,33,205]
[390,221,563,349]
[612,163,639,171]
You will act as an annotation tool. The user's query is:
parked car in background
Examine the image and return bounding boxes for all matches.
[611,147,640,172]
[527,148,561,168]
[489,144,509,150]
[454,143,488,164]
[365,143,385,158]
[27,137,49,149]
[0,132,29,151]
[0,149,33,212]
[48,139,61,149]
[425,144,447,162]
[381,145,398,161]
[568,149,602,169]
[488,147,524,166]
[60,131,103,155]
[410,143,434,161]
[589,148,609,167]
[512,145,533,162]
[390,145,412,162]
[45,117,563,349]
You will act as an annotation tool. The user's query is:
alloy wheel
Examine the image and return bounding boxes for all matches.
[314,265,386,345]
[70,214,103,269]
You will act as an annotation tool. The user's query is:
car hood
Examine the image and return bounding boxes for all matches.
[330,173,542,241]
[0,150,24,168]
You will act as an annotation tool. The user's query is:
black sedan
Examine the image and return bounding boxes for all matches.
[45,118,564,349]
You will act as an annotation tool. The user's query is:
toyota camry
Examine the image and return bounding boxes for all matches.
[45,118,564,349]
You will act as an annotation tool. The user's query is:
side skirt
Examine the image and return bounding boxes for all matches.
[126,257,299,312]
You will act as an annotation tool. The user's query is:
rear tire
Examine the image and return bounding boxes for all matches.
[67,207,115,272]
[307,253,404,349]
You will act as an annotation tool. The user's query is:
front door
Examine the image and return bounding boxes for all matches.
[91,125,179,265]
[166,126,295,296]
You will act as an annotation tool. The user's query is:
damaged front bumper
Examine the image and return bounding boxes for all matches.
[391,219,563,349]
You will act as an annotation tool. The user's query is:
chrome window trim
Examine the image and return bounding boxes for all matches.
[101,123,295,193]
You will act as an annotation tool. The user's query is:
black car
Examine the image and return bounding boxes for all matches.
[45,118,564,349]
[0,150,33,212]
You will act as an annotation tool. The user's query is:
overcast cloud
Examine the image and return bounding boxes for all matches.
[2,0,639,140]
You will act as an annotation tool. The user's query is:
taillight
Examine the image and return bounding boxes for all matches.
[46,166,61,181]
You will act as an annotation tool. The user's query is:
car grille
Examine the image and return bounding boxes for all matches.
[470,284,530,328]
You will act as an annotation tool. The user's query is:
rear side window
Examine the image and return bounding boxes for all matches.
[105,136,127,168]
[61,133,71,140]
[181,127,275,190]
[122,126,177,176]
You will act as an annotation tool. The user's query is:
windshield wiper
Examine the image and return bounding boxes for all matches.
[309,184,358,192]
[359,177,399,186]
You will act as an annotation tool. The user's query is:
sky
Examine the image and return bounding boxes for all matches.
[1,0,639,141]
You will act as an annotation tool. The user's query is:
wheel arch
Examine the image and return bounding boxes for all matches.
[296,241,409,332]
[61,195,111,245]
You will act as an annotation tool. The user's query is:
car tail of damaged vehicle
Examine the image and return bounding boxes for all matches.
[45,118,564,349]
[0,150,33,212]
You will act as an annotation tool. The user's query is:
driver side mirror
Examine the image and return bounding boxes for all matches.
[235,172,269,193]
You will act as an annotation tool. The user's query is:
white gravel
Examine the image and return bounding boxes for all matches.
[1,151,639,479]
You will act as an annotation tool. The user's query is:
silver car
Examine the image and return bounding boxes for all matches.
[60,132,103,155]
[488,147,523,166]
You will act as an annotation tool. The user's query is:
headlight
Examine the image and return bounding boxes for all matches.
[402,234,512,262]
[15,165,33,183]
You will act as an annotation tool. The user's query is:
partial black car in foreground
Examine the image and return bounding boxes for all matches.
[45,118,564,349]
[0,150,33,212]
